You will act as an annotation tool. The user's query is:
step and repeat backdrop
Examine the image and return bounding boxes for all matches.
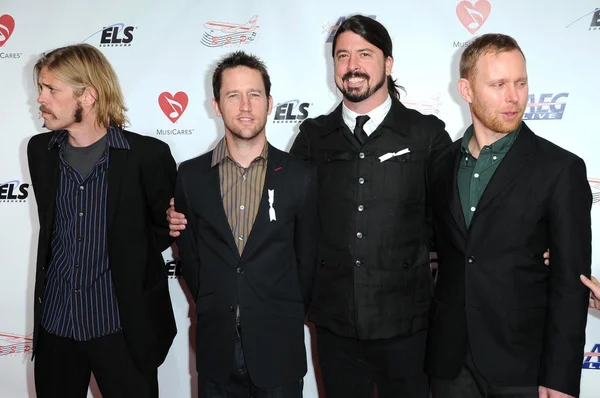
[1,0,599,396]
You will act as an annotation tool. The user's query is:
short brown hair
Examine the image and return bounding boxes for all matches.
[460,33,525,81]
[34,43,128,128]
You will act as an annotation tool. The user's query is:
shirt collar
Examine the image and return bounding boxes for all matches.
[342,94,392,135]
[461,122,522,156]
[47,124,130,151]
[211,137,269,168]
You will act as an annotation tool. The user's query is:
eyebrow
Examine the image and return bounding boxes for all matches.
[224,88,264,96]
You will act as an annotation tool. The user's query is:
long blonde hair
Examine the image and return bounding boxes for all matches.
[34,43,129,128]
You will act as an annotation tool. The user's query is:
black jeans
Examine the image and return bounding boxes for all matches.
[199,338,303,398]
[35,328,158,398]
[315,327,429,398]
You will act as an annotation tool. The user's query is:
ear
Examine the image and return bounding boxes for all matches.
[81,86,98,107]
[212,98,222,117]
[458,78,473,104]
[385,56,393,76]
[266,96,273,116]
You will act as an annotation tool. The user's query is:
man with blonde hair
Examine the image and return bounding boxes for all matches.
[426,33,591,398]
[27,43,177,397]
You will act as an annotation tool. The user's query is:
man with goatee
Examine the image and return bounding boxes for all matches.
[425,33,591,398]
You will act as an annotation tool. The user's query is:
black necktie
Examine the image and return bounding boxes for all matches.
[354,115,370,146]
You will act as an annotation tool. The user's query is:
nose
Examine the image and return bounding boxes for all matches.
[347,53,359,72]
[505,84,518,103]
[240,94,251,111]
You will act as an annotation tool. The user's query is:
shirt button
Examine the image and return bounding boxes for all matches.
[77,237,82,242]
[359,178,365,184]
[468,256,476,264]
[74,289,80,293]
[240,205,245,210]
[242,174,247,180]
[473,173,479,178]
[238,236,244,241]
[359,152,365,159]
[79,186,84,191]
[237,268,244,274]
[75,264,79,269]
[355,260,361,267]
[356,232,363,239]
[470,206,476,212]
[493,156,498,160]
[79,212,84,217]
[358,205,364,212]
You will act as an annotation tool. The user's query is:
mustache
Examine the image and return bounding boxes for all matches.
[342,71,370,82]
[39,105,53,115]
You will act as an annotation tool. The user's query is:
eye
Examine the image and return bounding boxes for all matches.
[493,83,504,88]
[337,53,348,60]
[360,52,371,57]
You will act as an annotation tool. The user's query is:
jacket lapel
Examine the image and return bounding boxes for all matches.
[42,147,60,252]
[445,144,468,237]
[472,123,536,219]
[106,147,127,232]
[241,144,285,260]
[206,161,241,260]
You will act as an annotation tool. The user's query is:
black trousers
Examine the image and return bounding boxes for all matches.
[198,337,303,398]
[315,327,429,398]
[35,328,158,398]
[430,350,538,398]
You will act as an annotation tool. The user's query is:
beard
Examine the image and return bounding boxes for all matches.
[223,117,267,142]
[471,97,524,135]
[337,70,386,103]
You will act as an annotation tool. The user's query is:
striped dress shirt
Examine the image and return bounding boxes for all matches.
[211,137,268,255]
[41,126,129,341]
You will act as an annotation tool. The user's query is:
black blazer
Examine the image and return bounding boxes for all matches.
[175,144,319,388]
[27,130,177,372]
[425,123,591,397]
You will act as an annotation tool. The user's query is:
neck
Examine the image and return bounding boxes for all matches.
[343,87,388,114]
[67,119,108,147]
[225,132,266,168]
[469,118,508,158]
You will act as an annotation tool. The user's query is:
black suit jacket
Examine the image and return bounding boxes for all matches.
[425,123,591,397]
[27,130,177,372]
[175,144,319,388]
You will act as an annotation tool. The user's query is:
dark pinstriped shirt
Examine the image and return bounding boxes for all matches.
[211,138,268,255]
[41,126,129,341]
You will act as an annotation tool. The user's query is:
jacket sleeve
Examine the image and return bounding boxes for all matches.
[289,126,312,161]
[294,163,319,313]
[539,156,591,397]
[141,140,177,252]
[174,165,201,300]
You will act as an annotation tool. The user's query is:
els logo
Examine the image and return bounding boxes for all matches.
[456,0,491,34]
[158,92,189,123]
[523,93,569,121]
[325,15,376,43]
[0,14,15,47]
[566,8,600,30]
[201,15,259,47]
[166,259,182,279]
[0,180,29,203]
[82,23,137,47]
[273,100,311,123]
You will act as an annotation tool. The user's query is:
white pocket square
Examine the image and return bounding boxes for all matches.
[379,148,410,163]
[268,189,276,222]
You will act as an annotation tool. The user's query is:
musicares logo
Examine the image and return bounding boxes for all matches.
[456,0,491,34]
[0,14,15,47]
[158,92,188,123]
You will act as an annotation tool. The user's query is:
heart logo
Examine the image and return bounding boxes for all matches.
[158,92,189,123]
[456,0,491,34]
[0,14,15,47]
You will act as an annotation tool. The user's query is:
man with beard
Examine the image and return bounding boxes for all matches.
[288,15,452,398]
[27,44,177,397]
[425,33,591,398]
[174,51,319,397]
